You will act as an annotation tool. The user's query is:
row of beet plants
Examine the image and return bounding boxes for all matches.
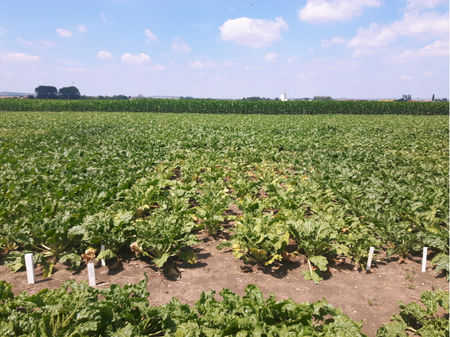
[1,277,447,336]
[0,112,448,283]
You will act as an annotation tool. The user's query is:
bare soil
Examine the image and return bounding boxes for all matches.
[1,230,447,337]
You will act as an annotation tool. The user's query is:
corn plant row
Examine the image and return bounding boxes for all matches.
[0,112,448,283]
[0,98,448,115]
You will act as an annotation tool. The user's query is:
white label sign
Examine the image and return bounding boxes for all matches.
[100,244,106,267]
[25,253,35,284]
[422,247,428,273]
[366,247,375,271]
[88,263,96,286]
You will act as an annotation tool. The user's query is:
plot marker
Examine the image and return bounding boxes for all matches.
[100,244,106,267]
[422,247,427,273]
[88,263,96,286]
[25,253,35,284]
[366,247,375,271]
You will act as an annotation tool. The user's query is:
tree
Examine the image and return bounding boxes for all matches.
[35,85,58,99]
[112,95,128,100]
[242,96,271,101]
[59,86,80,99]
[313,96,332,101]
[432,94,435,102]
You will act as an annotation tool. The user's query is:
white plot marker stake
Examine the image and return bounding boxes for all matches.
[100,244,106,267]
[88,263,96,287]
[366,247,375,271]
[25,253,35,284]
[422,247,428,273]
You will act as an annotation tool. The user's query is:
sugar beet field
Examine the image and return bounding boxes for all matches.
[0,109,448,336]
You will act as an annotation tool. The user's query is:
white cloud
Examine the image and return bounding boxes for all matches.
[187,60,218,68]
[97,51,113,59]
[307,48,315,53]
[400,75,413,81]
[100,13,112,24]
[188,60,204,68]
[224,61,235,66]
[348,22,397,48]
[405,0,446,11]
[121,53,151,64]
[264,52,277,63]
[391,11,449,40]
[347,22,396,58]
[56,28,72,37]
[41,40,56,47]
[396,39,449,61]
[17,37,34,46]
[78,25,87,33]
[145,29,157,42]
[17,38,57,49]
[423,71,432,77]
[298,0,381,24]
[287,55,301,62]
[219,16,288,48]
[205,61,218,68]
[347,9,449,58]
[151,64,167,71]
[351,48,377,58]
[321,36,345,47]
[2,53,41,62]
[172,38,191,52]
[5,71,16,77]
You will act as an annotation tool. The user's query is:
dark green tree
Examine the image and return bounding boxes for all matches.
[112,95,129,100]
[59,86,80,99]
[313,96,333,101]
[35,85,58,99]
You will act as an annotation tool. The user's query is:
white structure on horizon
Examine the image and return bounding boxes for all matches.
[280,92,287,101]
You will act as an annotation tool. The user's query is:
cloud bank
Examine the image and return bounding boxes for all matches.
[220,17,288,48]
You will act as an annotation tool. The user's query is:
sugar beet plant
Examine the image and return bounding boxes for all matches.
[0,278,374,336]
[0,112,448,283]
[376,288,449,336]
[1,276,447,336]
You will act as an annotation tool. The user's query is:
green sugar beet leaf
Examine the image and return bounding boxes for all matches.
[309,255,328,272]
[377,289,449,337]
[179,249,198,265]
[219,213,289,267]
[2,251,25,273]
[135,213,199,269]
[96,249,116,261]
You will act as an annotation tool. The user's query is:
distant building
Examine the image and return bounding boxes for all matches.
[280,92,287,101]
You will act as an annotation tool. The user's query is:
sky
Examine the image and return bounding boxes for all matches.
[0,0,448,99]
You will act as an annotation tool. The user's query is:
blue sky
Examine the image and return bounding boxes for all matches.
[1,0,448,99]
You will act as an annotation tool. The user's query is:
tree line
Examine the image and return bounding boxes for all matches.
[33,85,81,99]
[31,86,132,100]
